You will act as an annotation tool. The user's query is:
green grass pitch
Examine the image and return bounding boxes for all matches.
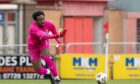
[0,80,140,84]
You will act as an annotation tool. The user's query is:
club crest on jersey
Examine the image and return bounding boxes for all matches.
[46,29,49,34]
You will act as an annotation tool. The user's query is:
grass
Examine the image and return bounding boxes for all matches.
[0,79,140,84]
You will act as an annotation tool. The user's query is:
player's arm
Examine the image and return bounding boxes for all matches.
[49,22,66,42]
[30,27,59,39]
[49,23,61,42]
[49,22,67,53]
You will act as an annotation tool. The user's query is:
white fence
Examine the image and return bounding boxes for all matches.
[0,43,58,55]
[0,42,140,55]
[65,42,140,54]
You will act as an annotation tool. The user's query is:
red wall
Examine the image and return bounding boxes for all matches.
[64,17,94,53]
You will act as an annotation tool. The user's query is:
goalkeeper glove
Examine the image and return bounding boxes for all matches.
[54,29,67,38]
[56,43,64,53]
[60,29,67,37]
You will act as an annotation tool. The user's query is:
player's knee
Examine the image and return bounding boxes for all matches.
[32,64,41,72]
[37,67,46,75]
[42,48,50,56]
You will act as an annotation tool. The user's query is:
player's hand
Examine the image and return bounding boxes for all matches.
[54,29,67,38]
[60,29,67,37]
[56,43,64,53]
[54,34,60,38]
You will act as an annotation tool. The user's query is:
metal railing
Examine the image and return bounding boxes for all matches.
[0,42,140,55]
[65,42,140,54]
[0,43,58,55]
[65,42,103,53]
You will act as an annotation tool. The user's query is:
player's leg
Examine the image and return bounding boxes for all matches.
[30,48,56,84]
[31,59,50,75]
[42,48,61,84]
[29,49,50,76]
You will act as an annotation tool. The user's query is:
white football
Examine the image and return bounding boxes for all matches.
[96,72,108,84]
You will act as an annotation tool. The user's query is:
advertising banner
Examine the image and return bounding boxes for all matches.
[0,55,48,79]
[60,54,105,79]
[113,54,140,79]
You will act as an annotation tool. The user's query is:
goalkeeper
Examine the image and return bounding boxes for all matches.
[27,10,66,84]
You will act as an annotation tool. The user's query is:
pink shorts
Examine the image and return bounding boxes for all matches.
[28,45,50,61]
[29,48,42,61]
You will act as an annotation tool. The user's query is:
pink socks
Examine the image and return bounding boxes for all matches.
[44,56,58,77]
[38,67,50,75]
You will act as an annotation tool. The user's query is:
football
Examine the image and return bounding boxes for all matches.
[96,72,108,84]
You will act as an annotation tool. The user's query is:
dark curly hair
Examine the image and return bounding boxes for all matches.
[32,10,45,20]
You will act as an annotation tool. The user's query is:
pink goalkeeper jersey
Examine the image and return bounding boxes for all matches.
[28,20,61,50]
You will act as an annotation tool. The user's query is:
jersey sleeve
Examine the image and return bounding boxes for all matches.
[48,21,62,43]
[30,26,55,39]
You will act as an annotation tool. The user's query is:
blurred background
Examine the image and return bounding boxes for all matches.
[0,0,140,84]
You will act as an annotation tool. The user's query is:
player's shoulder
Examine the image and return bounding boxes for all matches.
[29,22,38,31]
[45,19,55,25]
[29,22,37,28]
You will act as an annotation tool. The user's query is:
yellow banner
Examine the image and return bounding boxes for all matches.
[113,54,140,79]
[60,54,105,79]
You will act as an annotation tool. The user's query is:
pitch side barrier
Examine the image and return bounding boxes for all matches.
[64,42,140,79]
[0,55,55,79]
